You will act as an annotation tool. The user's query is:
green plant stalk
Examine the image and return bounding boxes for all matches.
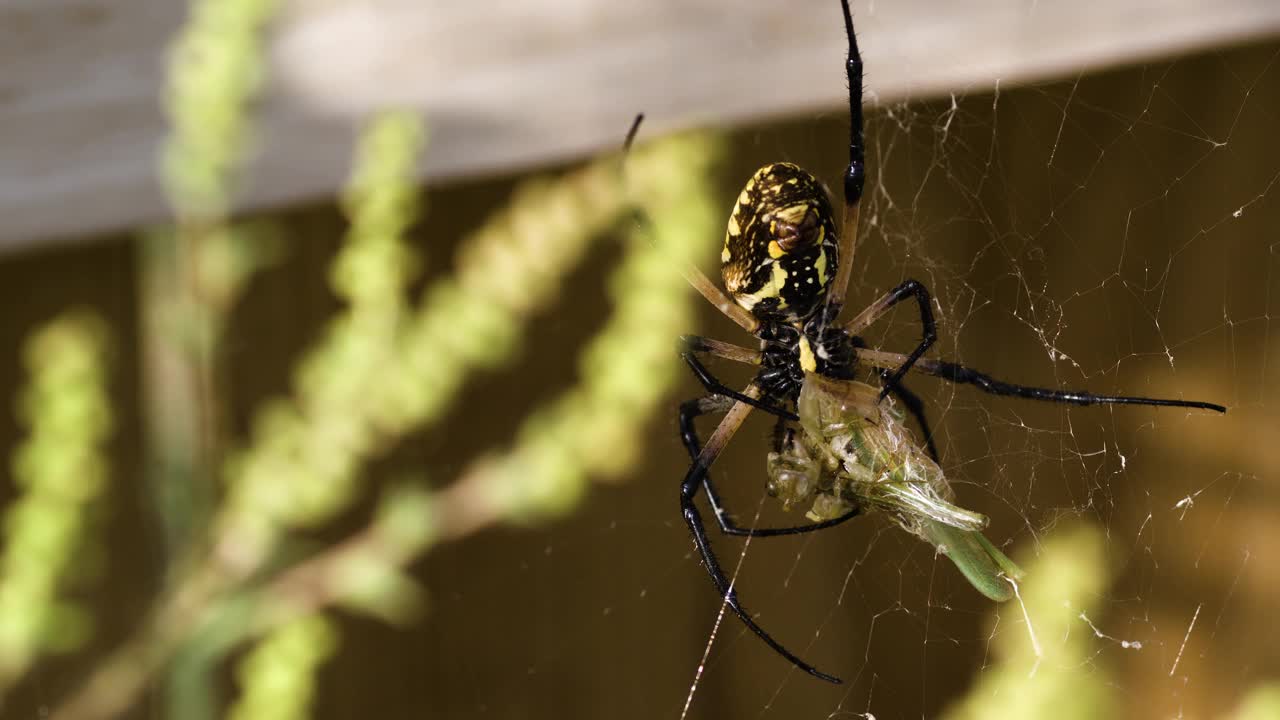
[149,0,286,716]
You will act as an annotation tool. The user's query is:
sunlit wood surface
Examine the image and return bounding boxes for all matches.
[2,0,1279,251]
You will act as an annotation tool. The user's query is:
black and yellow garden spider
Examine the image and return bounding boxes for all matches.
[663,0,1228,685]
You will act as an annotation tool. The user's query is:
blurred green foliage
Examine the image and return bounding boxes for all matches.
[0,313,111,693]
[477,134,722,521]
[21,62,725,720]
[219,113,428,547]
[1229,684,1280,720]
[939,523,1277,720]
[163,0,280,220]
[941,523,1114,720]
[227,614,337,720]
[210,127,723,718]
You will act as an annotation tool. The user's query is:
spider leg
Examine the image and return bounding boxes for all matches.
[680,267,762,334]
[825,0,867,314]
[681,389,842,684]
[844,279,937,402]
[858,349,1227,413]
[682,351,799,421]
[881,375,941,463]
[681,334,763,367]
[623,112,645,150]
[679,394,860,537]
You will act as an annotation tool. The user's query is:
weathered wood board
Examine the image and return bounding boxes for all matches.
[1,0,1278,251]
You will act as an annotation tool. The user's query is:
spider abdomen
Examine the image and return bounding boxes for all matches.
[721,163,839,323]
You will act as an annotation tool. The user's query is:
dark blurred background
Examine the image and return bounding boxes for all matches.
[2,26,1278,720]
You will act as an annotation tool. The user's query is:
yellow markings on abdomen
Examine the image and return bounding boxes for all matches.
[771,262,788,293]
[737,263,788,310]
[720,162,839,322]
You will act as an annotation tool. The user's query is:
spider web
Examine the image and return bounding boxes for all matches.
[496,38,1273,720]
[333,31,1280,720]
[656,35,1278,720]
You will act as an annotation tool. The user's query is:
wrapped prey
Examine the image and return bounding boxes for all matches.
[766,373,1024,601]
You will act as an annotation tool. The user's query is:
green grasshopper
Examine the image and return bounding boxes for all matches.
[769,373,1024,601]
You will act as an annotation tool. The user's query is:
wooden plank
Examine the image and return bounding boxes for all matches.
[2,0,1279,251]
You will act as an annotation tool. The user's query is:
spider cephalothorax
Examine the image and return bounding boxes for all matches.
[755,310,859,402]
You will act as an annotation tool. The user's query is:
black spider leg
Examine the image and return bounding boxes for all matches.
[822,0,867,322]
[840,0,865,208]
[682,352,799,422]
[681,431,842,684]
[862,279,936,402]
[679,395,860,537]
[917,359,1228,413]
[623,112,644,151]
[882,377,941,463]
